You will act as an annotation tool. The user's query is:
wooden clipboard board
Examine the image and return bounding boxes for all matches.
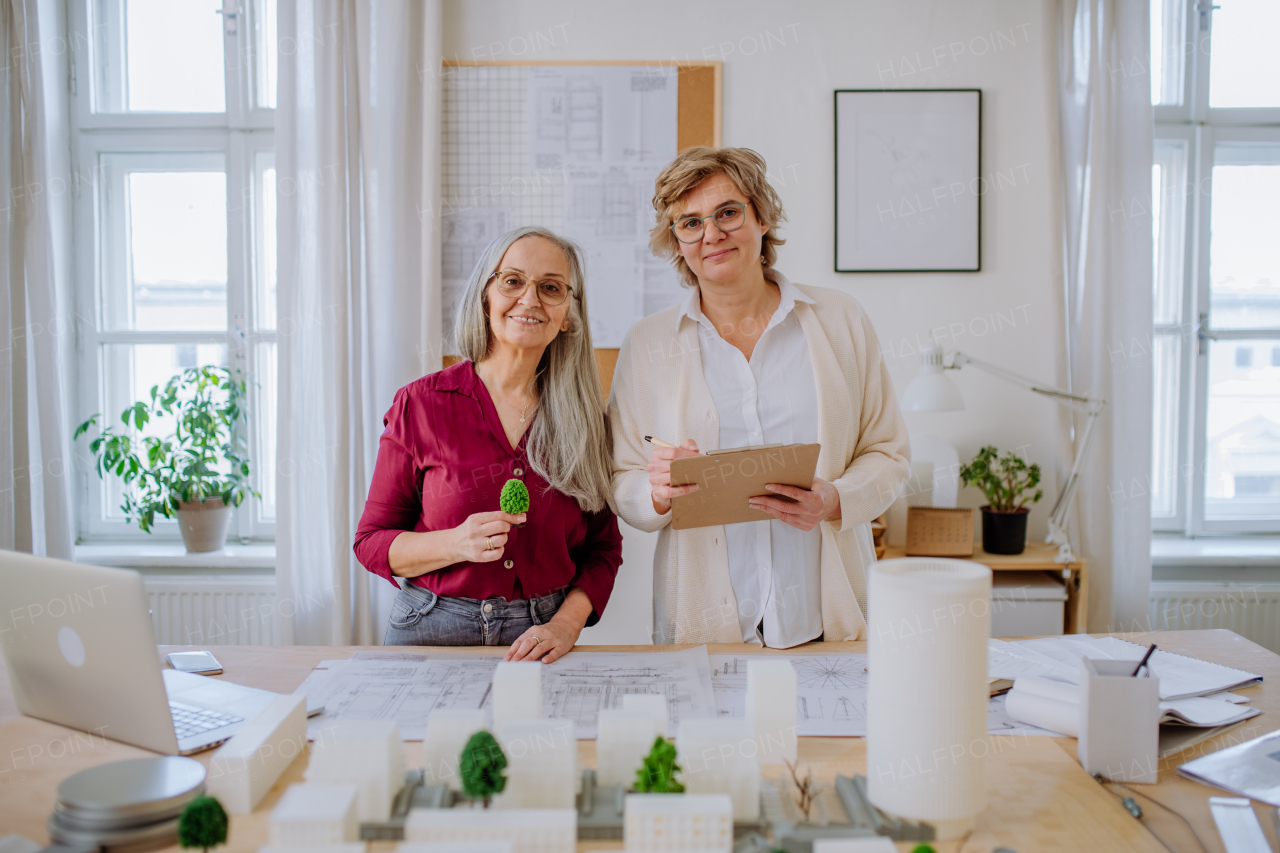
[668,443,821,530]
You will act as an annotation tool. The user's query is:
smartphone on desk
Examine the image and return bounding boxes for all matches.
[166,650,224,675]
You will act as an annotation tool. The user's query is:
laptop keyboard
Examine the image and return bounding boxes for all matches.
[169,701,244,741]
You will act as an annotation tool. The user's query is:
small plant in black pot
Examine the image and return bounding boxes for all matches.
[959,446,1042,555]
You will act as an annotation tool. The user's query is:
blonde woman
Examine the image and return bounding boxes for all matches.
[355,227,621,662]
[609,147,910,647]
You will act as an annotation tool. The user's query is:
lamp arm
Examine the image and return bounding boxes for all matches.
[950,352,1104,413]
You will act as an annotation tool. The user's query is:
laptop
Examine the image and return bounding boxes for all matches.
[0,549,319,755]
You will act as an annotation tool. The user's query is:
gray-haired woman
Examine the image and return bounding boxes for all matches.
[355,227,621,663]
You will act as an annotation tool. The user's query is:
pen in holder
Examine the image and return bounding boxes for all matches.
[1077,657,1160,784]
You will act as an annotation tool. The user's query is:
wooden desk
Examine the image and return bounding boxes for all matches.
[881,543,1089,634]
[0,631,1269,853]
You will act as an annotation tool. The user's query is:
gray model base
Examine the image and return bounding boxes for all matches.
[359,769,933,847]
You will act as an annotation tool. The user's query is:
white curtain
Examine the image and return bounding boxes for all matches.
[1057,0,1154,631]
[277,0,443,644]
[1,0,74,559]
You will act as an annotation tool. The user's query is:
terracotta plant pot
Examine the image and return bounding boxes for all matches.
[980,505,1029,555]
[176,497,232,553]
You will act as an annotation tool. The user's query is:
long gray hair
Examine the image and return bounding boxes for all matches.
[453,226,613,513]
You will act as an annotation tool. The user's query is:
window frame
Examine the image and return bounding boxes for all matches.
[70,0,276,545]
[1153,0,1280,536]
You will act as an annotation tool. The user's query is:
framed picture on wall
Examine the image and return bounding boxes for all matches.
[834,89,981,272]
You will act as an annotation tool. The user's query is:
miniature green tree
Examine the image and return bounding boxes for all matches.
[500,479,530,515]
[459,730,507,807]
[634,736,684,793]
[177,795,228,852]
[958,445,1043,513]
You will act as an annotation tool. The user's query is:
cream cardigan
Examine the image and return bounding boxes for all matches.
[608,279,911,645]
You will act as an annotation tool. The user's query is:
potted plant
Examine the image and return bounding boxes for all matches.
[74,366,259,553]
[958,445,1043,555]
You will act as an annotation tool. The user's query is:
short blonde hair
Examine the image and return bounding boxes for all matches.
[648,147,787,288]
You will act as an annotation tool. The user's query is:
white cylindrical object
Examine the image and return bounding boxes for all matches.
[867,557,990,839]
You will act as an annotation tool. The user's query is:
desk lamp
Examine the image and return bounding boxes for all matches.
[901,341,1106,564]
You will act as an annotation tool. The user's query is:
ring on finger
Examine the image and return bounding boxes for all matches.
[485,535,494,550]
[532,636,542,645]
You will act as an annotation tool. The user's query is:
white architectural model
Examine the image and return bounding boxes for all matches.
[424,709,488,789]
[267,783,358,847]
[208,693,307,814]
[623,793,733,852]
[497,719,577,808]
[596,708,659,788]
[622,693,669,737]
[404,808,577,853]
[492,661,543,735]
[745,659,798,765]
[676,719,761,821]
[306,719,406,821]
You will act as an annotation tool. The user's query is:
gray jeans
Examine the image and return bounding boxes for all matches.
[383,583,566,646]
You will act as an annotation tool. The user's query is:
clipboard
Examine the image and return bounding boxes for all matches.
[668,443,821,530]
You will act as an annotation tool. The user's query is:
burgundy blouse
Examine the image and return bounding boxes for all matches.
[353,360,622,624]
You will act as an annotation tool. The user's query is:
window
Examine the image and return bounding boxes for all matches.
[1152,0,1280,534]
[71,0,278,543]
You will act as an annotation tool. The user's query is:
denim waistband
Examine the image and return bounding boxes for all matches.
[401,583,565,618]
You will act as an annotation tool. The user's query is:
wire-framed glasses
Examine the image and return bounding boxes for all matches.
[486,270,572,305]
[669,202,751,244]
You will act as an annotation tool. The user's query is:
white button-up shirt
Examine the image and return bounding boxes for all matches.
[678,271,822,648]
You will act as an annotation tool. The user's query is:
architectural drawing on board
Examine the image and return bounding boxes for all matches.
[297,648,716,740]
[440,208,511,344]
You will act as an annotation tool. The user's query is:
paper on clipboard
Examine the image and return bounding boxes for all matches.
[668,443,820,530]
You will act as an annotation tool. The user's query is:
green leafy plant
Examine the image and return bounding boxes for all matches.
[499,478,530,515]
[634,736,684,793]
[73,366,259,532]
[459,730,507,807]
[177,795,227,852]
[958,446,1043,513]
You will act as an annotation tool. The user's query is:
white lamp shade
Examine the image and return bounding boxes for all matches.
[902,369,965,412]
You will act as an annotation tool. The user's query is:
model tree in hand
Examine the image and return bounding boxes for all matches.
[500,479,530,515]
[460,730,507,807]
[634,736,684,793]
[177,795,228,852]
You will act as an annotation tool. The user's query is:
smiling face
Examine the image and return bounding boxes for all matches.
[485,235,574,358]
[673,172,770,289]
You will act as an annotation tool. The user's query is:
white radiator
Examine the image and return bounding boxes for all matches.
[1149,582,1280,654]
[144,575,277,646]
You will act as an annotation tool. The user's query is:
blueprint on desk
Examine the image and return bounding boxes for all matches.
[296,647,716,740]
[709,653,1059,738]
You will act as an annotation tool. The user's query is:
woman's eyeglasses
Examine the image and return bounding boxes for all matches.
[670,202,751,244]
[487,270,572,306]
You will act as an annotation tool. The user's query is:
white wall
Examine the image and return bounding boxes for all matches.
[443,0,1064,644]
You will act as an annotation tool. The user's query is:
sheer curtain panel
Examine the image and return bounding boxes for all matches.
[1057,0,1154,631]
[1,0,74,558]
[276,0,443,644]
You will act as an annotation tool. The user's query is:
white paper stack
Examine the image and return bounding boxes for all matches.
[675,719,760,820]
[424,709,488,790]
[623,793,733,852]
[497,719,577,809]
[867,558,990,840]
[1005,674,1261,740]
[267,783,359,847]
[597,709,659,788]
[492,662,543,735]
[208,693,308,814]
[745,660,797,766]
[622,694,670,738]
[307,720,406,822]
[404,808,577,853]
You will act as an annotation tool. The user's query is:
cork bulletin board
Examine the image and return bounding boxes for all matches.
[439,61,722,400]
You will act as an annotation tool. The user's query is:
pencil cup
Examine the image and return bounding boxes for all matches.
[1077,658,1160,784]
